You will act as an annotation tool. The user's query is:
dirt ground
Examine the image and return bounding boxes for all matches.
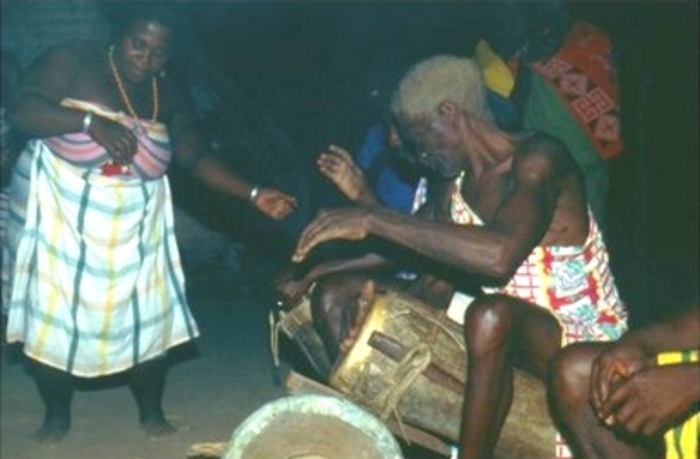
[1,266,291,459]
[1,261,445,459]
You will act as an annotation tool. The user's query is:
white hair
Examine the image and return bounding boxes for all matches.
[390,55,494,125]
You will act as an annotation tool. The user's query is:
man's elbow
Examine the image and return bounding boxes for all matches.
[486,247,522,284]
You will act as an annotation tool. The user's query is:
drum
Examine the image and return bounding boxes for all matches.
[224,394,404,459]
[329,290,558,459]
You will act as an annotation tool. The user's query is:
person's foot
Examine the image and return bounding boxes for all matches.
[32,416,70,443]
[140,415,176,437]
[339,280,375,354]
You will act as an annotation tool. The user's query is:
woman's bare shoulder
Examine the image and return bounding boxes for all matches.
[31,40,105,70]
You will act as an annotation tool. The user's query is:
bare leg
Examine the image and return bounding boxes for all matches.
[339,280,375,353]
[30,360,74,443]
[459,294,562,459]
[311,271,392,361]
[129,356,176,437]
[550,343,662,459]
[311,270,452,362]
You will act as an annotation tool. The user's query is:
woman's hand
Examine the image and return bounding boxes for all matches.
[252,188,297,220]
[88,116,138,164]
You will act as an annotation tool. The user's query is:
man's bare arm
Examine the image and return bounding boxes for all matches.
[622,306,700,354]
[294,140,571,282]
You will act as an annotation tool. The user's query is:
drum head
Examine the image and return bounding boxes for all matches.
[224,394,403,459]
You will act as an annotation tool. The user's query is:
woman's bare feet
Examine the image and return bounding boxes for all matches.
[32,414,70,443]
[140,414,177,437]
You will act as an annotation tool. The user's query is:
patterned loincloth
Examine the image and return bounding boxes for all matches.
[446,172,627,345]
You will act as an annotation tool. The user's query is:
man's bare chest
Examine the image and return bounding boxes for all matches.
[461,169,514,222]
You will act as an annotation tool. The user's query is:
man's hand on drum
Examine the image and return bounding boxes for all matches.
[292,207,370,263]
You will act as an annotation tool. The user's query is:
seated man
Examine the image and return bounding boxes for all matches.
[292,55,628,459]
[550,304,700,459]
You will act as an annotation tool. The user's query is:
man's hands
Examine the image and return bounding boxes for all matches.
[317,145,371,202]
[252,188,297,220]
[595,363,699,436]
[292,207,370,263]
[590,339,700,437]
[590,339,649,419]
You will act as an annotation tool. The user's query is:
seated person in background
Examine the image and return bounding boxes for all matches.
[292,55,628,459]
[550,303,700,459]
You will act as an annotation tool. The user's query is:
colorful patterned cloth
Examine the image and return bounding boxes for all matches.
[2,138,37,311]
[658,350,699,459]
[529,21,623,160]
[47,98,172,179]
[3,100,199,377]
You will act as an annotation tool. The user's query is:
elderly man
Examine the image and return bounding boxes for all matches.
[292,55,628,459]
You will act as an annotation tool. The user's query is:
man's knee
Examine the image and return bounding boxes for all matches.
[464,294,514,353]
[550,343,600,408]
[310,273,362,320]
[310,276,341,319]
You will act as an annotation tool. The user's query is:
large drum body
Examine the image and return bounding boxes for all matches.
[329,291,557,459]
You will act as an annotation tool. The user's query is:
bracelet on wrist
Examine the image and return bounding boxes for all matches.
[82,112,93,134]
[248,186,260,204]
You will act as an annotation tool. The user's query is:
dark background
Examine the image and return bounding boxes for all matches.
[3,0,698,328]
[184,0,700,327]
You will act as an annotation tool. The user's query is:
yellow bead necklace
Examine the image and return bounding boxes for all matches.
[108,45,159,122]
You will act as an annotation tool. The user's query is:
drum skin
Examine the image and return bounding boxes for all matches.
[224,394,403,459]
[329,291,558,459]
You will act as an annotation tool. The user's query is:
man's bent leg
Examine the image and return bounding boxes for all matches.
[311,272,372,362]
[459,294,561,459]
[129,356,176,436]
[550,343,661,459]
[311,270,400,362]
[30,359,74,443]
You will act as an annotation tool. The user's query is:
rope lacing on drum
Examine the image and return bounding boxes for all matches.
[373,342,433,439]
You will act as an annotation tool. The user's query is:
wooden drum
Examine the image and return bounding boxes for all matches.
[329,291,557,459]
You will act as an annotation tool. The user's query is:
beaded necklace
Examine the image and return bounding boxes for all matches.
[108,45,159,122]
